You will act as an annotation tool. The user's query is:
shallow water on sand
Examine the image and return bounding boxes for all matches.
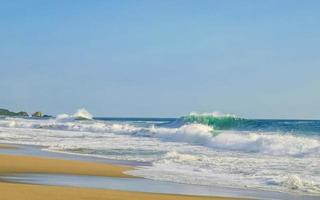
[4,174,319,200]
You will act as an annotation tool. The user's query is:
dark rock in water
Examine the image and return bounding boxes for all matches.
[17,111,29,117]
[32,111,43,117]
[43,114,53,118]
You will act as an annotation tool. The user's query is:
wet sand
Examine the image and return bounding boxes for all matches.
[0,182,239,200]
[0,144,16,149]
[0,154,132,178]
[0,144,241,200]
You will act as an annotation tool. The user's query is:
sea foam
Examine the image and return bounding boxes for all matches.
[0,111,320,195]
[0,115,319,157]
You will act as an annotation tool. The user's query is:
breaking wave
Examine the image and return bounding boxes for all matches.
[0,112,319,157]
[56,108,93,121]
[182,112,246,130]
[151,124,320,157]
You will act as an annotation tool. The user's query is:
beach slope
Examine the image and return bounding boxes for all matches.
[0,152,241,200]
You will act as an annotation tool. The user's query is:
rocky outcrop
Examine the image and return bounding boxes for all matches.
[32,111,43,117]
[0,108,50,118]
[17,111,29,117]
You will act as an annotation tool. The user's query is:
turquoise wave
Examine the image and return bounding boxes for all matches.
[182,114,320,135]
[182,114,247,130]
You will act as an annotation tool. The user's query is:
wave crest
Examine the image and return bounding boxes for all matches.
[56,108,93,121]
[182,112,246,130]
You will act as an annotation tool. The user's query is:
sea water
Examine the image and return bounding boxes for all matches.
[0,110,319,196]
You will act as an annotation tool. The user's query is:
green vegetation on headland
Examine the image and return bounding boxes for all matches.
[0,108,51,118]
[0,108,28,117]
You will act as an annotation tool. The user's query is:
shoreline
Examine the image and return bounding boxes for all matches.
[0,182,238,200]
[0,143,242,200]
[2,143,319,200]
[0,143,149,166]
[1,143,320,200]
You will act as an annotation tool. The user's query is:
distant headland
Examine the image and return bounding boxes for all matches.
[0,108,51,118]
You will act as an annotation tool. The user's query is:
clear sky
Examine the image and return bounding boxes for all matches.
[1,0,319,119]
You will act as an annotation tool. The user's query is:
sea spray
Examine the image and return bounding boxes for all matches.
[56,108,93,121]
[73,108,93,120]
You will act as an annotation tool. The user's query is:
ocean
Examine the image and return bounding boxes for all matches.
[0,109,319,196]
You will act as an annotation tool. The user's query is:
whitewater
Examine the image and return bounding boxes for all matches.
[0,109,319,196]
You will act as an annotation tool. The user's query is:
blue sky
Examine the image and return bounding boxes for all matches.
[1,0,320,118]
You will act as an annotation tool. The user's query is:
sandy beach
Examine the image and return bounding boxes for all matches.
[0,182,238,200]
[0,144,16,149]
[0,144,241,200]
[0,154,132,178]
